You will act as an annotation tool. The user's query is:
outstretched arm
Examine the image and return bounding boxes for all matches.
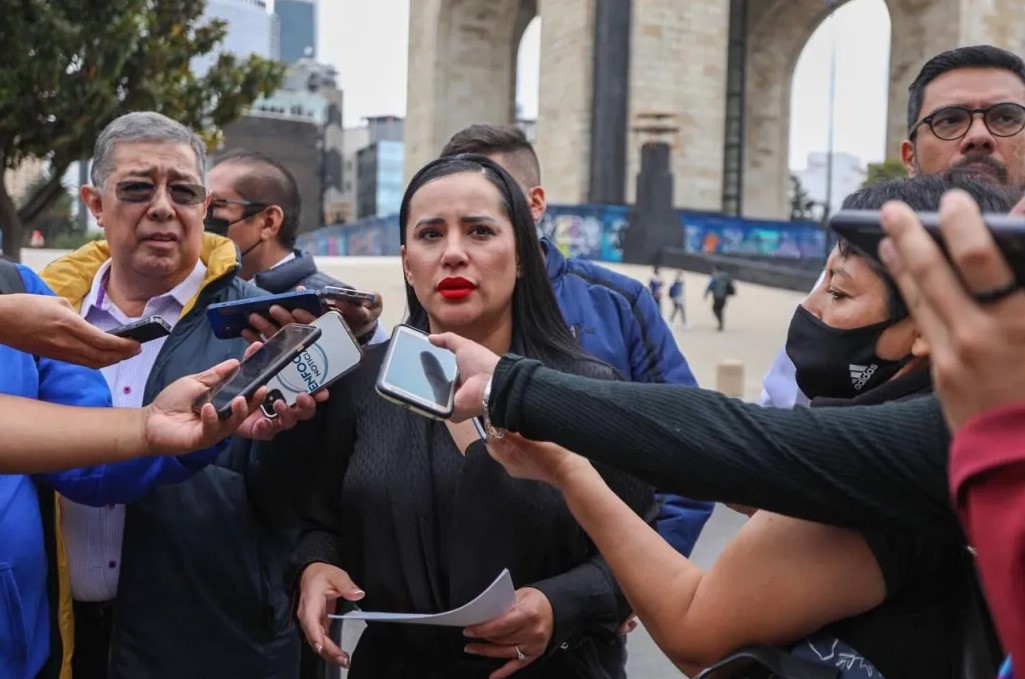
[6,358,261,474]
[488,436,886,676]
[432,333,955,537]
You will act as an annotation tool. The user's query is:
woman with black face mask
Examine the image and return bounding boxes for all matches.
[477,240,964,679]
[452,175,1017,679]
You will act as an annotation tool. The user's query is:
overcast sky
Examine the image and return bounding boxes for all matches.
[303,0,890,171]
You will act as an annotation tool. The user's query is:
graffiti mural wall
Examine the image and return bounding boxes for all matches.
[298,206,826,262]
[297,215,401,257]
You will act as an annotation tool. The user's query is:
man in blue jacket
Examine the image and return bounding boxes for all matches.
[440,124,713,556]
[0,262,231,679]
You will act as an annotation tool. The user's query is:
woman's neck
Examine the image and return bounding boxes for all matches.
[429,315,514,357]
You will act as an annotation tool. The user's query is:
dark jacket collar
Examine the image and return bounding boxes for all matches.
[810,365,933,408]
[253,249,318,293]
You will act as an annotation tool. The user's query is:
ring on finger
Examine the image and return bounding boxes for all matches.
[972,279,1021,304]
[514,645,527,662]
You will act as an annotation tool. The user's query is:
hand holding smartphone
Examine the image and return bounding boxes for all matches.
[108,316,172,343]
[260,310,363,417]
[193,323,323,420]
[829,209,1025,287]
[375,324,458,420]
[206,290,325,340]
[319,286,376,307]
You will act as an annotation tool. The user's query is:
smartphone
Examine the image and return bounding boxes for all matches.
[375,324,458,420]
[206,290,325,340]
[260,310,363,418]
[319,286,376,306]
[193,323,323,420]
[829,209,1025,286]
[108,316,172,343]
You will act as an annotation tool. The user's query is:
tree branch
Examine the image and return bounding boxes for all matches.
[18,168,68,227]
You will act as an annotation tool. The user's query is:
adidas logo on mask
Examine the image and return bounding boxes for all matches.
[849,364,878,391]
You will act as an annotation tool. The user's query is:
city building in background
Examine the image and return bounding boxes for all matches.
[356,118,405,219]
[356,140,404,219]
[342,116,404,221]
[275,0,317,64]
[791,151,866,218]
[340,126,370,223]
[192,0,280,75]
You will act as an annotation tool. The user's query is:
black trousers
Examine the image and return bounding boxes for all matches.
[72,600,115,679]
[712,298,726,330]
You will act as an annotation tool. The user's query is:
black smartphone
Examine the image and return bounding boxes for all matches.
[375,324,458,420]
[829,209,1025,286]
[319,286,376,306]
[206,290,326,340]
[193,323,323,420]
[108,316,172,343]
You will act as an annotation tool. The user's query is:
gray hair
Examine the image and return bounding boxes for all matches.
[90,111,207,187]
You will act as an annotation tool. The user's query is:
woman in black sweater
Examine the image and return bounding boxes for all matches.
[434,175,1014,678]
[278,155,654,678]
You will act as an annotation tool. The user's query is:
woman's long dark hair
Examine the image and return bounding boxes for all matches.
[398,154,590,367]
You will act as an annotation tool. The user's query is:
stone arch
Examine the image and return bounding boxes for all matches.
[404,0,537,182]
[741,0,865,219]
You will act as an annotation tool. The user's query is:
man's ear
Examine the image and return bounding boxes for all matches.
[81,185,105,227]
[900,140,917,177]
[528,185,547,223]
[262,206,285,240]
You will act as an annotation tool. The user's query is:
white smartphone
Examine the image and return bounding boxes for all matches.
[260,310,363,418]
[375,324,458,420]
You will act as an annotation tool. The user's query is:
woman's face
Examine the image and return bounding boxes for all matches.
[801,246,917,360]
[401,171,519,332]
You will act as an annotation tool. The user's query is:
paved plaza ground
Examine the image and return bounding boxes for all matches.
[23,249,809,678]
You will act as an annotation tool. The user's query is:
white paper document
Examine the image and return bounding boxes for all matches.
[328,569,515,627]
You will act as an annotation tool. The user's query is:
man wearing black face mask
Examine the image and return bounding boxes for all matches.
[206,149,387,344]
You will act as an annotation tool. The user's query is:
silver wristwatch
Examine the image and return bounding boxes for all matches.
[481,375,506,440]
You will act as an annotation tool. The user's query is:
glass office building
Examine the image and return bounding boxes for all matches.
[192,0,279,75]
[357,140,405,218]
[276,0,317,63]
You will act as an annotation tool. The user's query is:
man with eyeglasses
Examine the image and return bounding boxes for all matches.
[206,148,386,344]
[38,112,319,679]
[761,44,1025,410]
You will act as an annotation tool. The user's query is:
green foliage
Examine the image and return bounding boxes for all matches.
[0,0,286,260]
[862,159,908,188]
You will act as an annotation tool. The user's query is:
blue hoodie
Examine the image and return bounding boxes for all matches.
[542,240,714,555]
[0,265,222,679]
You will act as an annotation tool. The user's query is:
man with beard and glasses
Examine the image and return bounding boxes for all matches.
[761,44,1025,410]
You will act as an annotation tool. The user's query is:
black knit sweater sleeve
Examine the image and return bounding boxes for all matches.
[488,355,961,539]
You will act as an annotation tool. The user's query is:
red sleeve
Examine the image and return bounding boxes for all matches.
[950,402,1025,665]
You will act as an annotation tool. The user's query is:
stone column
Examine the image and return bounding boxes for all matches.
[742,0,845,220]
[884,0,959,159]
[403,0,530,183]
[534,0,598,205]
[626,0,730,210]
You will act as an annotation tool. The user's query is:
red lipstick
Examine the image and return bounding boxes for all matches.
[437,277,476,301]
